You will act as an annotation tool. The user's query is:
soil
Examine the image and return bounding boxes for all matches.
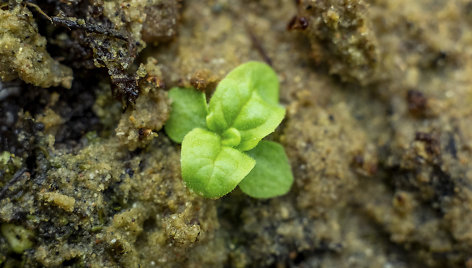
[1,0,472,267]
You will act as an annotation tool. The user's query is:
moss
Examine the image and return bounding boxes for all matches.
[0,151,23,182]
[0,152,10,166]
[1,224,34,254]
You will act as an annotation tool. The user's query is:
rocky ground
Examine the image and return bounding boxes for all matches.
[1,0,472,267]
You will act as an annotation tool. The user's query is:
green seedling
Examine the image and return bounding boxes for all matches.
[165,61,293,199]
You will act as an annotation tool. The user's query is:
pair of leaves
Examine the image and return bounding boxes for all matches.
[164,62,293,199]
[205,62,285,151]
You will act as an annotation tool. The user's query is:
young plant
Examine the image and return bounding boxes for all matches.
[164,61,293,199]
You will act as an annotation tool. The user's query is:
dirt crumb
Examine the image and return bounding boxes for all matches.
[294,0,379,85]
[0,7,73,88]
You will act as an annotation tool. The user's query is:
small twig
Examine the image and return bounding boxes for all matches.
[26,2,52,22]
[23,2,128,41]
[245,24,273,66]
[51,16,128,41]
[0,168,27,201]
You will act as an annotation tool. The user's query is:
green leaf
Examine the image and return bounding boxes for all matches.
[239,140,293,199]
[164,87,208,143]
[221,127,241,147]
[226,61,280,104]
[181,128,256,198]
[206,61,285,151]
